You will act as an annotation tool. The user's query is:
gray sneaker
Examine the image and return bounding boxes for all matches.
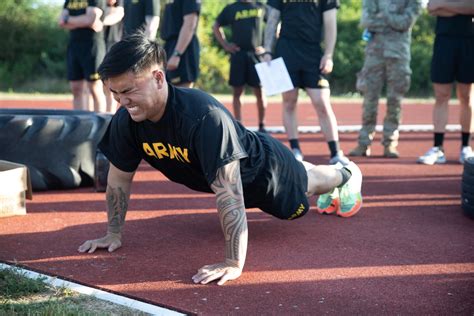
[329,151,350,165]
[417,147,446,165]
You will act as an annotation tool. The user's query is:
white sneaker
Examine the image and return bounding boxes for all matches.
[329,150,350,166]
[292,148,304,161]
[417,147,446,165]
[460,146,474,164]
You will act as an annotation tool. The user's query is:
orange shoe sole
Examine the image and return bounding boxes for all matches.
[316,198,340,214]
[337,199,362,218]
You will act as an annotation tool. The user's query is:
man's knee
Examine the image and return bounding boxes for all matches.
[457,83,473,107]
[434,84,453,104]
[70,81,86,96]
[282,91,298,111]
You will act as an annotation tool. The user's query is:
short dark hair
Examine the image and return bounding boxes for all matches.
[98,31,167,80]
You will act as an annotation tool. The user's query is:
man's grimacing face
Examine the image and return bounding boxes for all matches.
[106,67,166,123]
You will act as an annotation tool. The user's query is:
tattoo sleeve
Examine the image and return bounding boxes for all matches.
[106,186,130,234]
[211,160,248,268]
[263,7,280,52]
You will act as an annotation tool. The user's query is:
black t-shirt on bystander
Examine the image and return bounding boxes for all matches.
[64,0,107,42]
[160,0,201,41]
[216,1,266,51]
[266,0,339,44]
[123,0,160,36]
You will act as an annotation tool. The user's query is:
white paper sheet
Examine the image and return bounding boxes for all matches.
[255,57,294,96]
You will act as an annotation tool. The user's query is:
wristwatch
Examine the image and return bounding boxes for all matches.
[172,50,182,58]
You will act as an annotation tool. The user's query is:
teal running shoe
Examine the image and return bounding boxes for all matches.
[337,161,363,217]
[316,188,340,214]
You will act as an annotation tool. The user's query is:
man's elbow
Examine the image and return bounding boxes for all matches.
[183,14,198,32]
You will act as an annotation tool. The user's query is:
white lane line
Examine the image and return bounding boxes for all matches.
[249,124,461,134]
[0,263,186,316]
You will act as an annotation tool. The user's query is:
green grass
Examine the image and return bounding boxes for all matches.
[0,267,48,300]
[0,266,149,316]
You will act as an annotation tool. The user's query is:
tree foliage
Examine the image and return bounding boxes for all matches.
[0,0,435,96]
[0,0,68,92]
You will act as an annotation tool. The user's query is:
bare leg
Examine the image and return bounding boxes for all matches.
[232,86,244,122]
[432,83,452,133]
[282,88,299,139]
[88,80,106,113]
[306,87,339,142]
[252,86,267,126]
[302,161,343,196]
[70,80,88,111]
[104,84,118,113]
[457,83,473,133]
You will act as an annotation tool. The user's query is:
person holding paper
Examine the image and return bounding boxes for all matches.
[213,0,268,133]
[78,31,364,286]
[261,0,349,165]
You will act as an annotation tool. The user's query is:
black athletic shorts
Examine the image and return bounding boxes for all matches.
[165,36,200,85]
[246,133,309,220]
[431,35,474,84]
[275,37,330,89]
[229,50,261,88]
[67,40,105,81]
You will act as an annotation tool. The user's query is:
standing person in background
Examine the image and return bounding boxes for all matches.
[349,0,421,158]
[59,0,107,113]
[417,0,474,164]
[213,0,268,133]
[161,0,201,88]
[103,0,124,113]
[261,0,349,165]
[123,0,160,40]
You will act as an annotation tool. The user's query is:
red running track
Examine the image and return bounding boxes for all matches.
[0,98,472,315]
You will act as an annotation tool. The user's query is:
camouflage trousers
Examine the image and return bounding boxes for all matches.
[356,54,411,147]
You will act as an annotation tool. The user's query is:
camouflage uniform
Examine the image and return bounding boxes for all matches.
[355,0,421,150]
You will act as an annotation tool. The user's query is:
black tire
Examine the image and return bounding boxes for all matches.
[462,157,474,219]
[462,190,474,203]
[462,172,474,185]
[0,109,112,191]
[463,180,474,194]
[461,198,474,219]
[463,156,474,176]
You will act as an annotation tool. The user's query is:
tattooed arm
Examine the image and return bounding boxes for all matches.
[192,160,248,286]
[261,6,280,62]
[78,163,135,254]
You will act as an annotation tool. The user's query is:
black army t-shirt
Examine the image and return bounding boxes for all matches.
[216,1,266,51]
[266,0,339,44]
[64,0,106,41]
[99,85,267,195]
[123,0,160,36]
[160,0,201,41]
